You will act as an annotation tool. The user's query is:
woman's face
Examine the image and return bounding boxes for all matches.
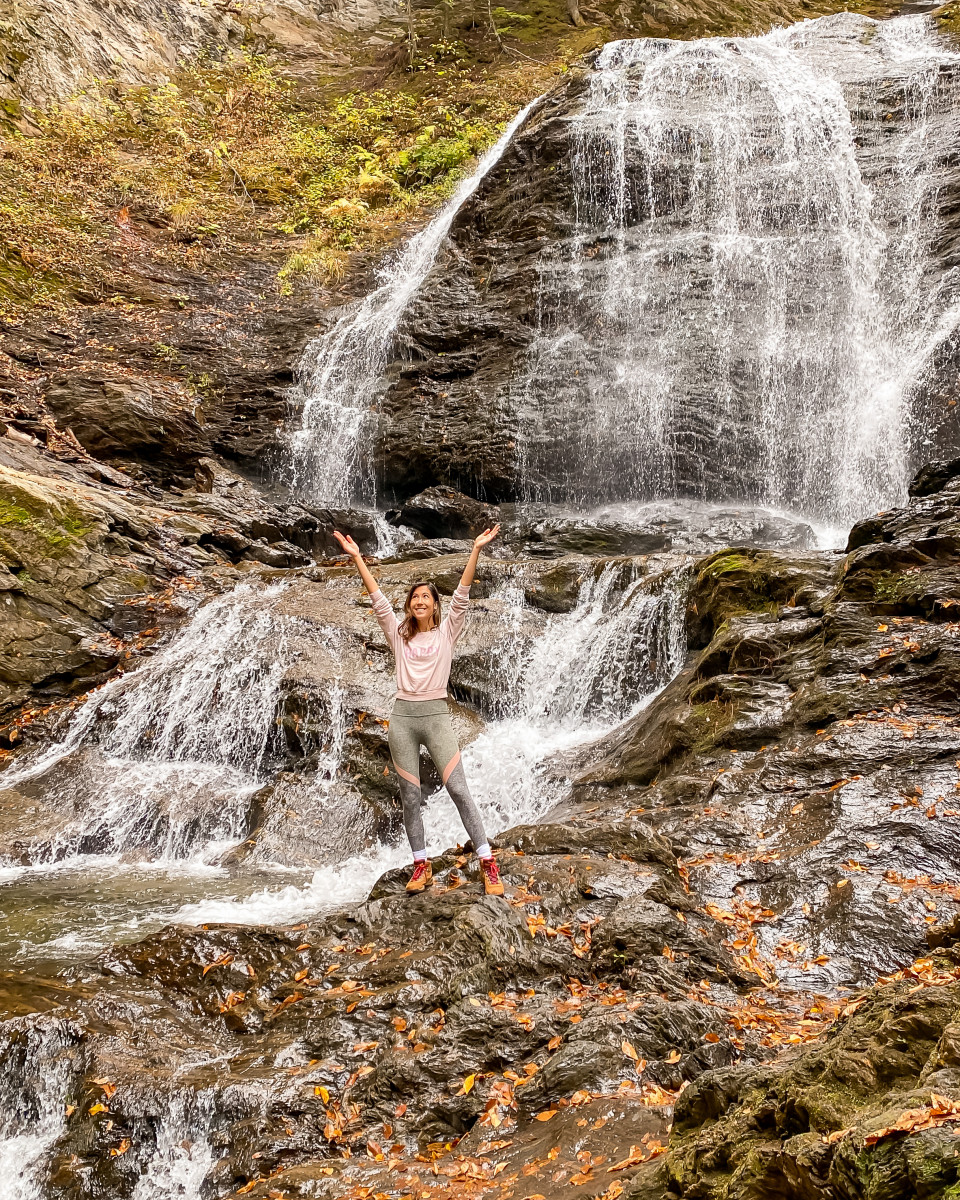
[409,586,435,624]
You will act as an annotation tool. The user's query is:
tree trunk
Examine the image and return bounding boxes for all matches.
[567,0,586,25]
[406,0,417,65]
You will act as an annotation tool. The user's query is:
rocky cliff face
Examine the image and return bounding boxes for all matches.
[0,0,396,119]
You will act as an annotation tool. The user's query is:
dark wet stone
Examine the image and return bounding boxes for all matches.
[397,486,499,540]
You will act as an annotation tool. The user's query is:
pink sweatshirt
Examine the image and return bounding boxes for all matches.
[369,584,471,701]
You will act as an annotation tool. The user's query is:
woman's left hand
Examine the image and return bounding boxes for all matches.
[474,524,501,549]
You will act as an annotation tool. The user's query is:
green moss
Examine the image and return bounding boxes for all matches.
[873,571,922,603]
[686,698,735,753]
[701,552,757,580]
[0,494,94,552]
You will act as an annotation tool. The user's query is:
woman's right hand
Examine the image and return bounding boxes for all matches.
[333,530,363,558]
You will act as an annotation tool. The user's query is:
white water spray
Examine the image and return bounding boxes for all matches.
[517,13,960,523]
[1,584,298,865]
[0,1019,76,1200]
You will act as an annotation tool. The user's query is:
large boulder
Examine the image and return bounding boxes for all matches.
[396,486,499,540]
[43,373,210,483]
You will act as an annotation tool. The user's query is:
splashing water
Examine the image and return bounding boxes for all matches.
[176,565,689,926]
[2,584,298,866]
[516,14,960,524]
[0,1019,77,1200]
[288,101,539,506]
[130,1096,217,1200]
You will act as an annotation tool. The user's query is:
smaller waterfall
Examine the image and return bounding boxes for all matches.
[129,1096,216,1200]
[179,562,691,927]
[0,1018,77,1200]
[516,562,688,726]
[288,101,539,507]
[2,584,298,865]
[461,562,688,832]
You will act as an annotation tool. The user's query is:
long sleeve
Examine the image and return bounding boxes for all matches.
[369,588,400,654]
[441,584,471,647]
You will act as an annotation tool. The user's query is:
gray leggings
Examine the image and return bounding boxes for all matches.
[387,698,489,856]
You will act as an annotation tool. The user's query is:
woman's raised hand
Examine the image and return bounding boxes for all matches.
[473,524,501,549]
[333,530,363,558]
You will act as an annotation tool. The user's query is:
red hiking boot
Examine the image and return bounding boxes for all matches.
[406,860,433,893]
[480,855,504,896]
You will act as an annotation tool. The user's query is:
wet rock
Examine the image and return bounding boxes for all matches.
[908,455,960,498]
[9,461,960,1196]
[43,373,211,484]
[499,501,818,560]
[397,486,499,540]
[0,464,194,715]
[665,977,960,1200]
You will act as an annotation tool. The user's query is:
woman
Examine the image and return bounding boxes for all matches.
[332,526,504,896]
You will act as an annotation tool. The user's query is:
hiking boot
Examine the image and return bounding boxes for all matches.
[480,855,504,896]
[406,860,433,893]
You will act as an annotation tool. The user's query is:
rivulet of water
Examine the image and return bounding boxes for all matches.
[517,13,960,524]
[0,1018,78,1200]
[288,101,540,507]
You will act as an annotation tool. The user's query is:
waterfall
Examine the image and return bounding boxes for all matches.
[517,13,960,523]
[129,1096,216,1200]
[515,562,688,726]
[288,100,540,507]
[461,563,688,831]
[0,1018,77,1200]
[2,584,298,865]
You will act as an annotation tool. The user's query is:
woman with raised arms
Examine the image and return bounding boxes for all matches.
[332,526,503,896]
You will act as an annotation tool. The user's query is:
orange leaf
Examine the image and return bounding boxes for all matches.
[534,1110,558,1121]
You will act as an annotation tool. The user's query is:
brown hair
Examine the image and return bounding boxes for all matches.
[399,581,442,642]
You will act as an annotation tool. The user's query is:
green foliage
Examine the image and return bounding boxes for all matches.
[701,552,755,579]
[873,571,923,603]
[0,50,522,307]
[491,6,535,33]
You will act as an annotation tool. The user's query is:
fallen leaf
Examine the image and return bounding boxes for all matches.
[665,1050,681,1064]
[461,1074,476,1095]
[534,1110,558,1121]
[201,953,234,976]
[621,1040,639,1061]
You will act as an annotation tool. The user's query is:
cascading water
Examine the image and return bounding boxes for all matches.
[174,563,690,928]
[3,583,297,865]
[288,101,540,507]
[517,14,960,524]
[0,1019,78,1200]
